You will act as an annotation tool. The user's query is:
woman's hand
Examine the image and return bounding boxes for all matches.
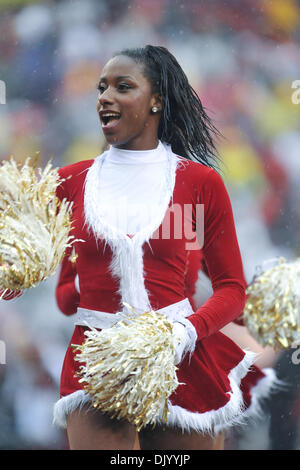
[0,289,23,300]
[172,321,195,365]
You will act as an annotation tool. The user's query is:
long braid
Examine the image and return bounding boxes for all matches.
[114,45,222,173]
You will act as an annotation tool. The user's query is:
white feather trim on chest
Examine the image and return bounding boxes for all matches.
[83,142,181,313]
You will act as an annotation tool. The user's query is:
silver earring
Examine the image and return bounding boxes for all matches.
[152,106,158,113]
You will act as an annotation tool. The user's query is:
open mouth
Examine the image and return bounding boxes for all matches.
[101,113,121,127]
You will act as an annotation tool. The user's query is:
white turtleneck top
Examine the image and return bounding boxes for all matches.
[98,140,169,235]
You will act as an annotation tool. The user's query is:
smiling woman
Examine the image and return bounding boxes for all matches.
[51,45,280,450]
[3,45,278,450]
[96,54,163,150]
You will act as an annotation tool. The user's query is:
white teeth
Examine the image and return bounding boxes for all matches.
[101,113,120,125]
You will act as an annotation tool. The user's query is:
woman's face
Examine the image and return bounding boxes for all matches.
[96,55,161,150]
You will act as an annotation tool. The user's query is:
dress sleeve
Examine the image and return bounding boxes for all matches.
[0,289,23,300]
[184,250,203,310]
[56,167,69,202]
[55,251,80,316]
[55,167,80,315]
[188,169,247,340]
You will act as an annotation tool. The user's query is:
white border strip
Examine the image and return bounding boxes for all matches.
[53,349,276,434]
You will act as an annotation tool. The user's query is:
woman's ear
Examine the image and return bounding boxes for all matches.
[151,93,162,113]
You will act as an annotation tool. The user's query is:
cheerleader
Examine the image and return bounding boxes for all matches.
[49,45,280,450]
[3,45,279,450]
[56,248,278,450]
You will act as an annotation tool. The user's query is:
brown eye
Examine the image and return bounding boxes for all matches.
[97,84,106,93]
[118,83,130,91]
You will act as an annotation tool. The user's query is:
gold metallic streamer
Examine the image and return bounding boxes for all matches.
[73,308,179,431]
[244,257,300,349]
[0,156,79,290]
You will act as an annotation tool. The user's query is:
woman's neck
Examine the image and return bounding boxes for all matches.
[112,136,159,152]
[107,140,167,164]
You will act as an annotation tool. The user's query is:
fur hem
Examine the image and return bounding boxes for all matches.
[235,367,286,421]
[53,390,91,428]
[163,349,258,435]
[53,349,263,433]
[214,366,285,433]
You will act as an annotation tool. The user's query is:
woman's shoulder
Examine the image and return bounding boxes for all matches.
[175,156,216,182]
[58,158,95,180]
[57,157,103,197]
[174,157,227,202]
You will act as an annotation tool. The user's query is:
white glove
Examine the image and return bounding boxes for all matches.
[172,321,192,365]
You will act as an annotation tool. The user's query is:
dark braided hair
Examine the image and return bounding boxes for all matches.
[113,45,222,173]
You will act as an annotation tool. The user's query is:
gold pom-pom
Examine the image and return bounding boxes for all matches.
[0,156,76,291]
[244,257,300,349]
[73,308,179,431]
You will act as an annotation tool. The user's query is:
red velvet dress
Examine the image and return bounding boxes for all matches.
[184,249,275,428]
[53,153,277,434]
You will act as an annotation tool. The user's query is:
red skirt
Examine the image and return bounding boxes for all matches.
[53,324,278,435]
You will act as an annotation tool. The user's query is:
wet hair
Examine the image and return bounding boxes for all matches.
[113,45,222,172]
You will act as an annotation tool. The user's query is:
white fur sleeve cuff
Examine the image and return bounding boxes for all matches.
[172,318,197,365]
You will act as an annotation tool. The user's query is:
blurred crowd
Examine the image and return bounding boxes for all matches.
[0,0,299,449]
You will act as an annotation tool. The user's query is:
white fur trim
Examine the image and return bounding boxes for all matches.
[214,366,284,434]
[227,367,286,426]
[53,349,266,434]
[163,349,258,435]
[83,143,181,314]
[53,390,90,428]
